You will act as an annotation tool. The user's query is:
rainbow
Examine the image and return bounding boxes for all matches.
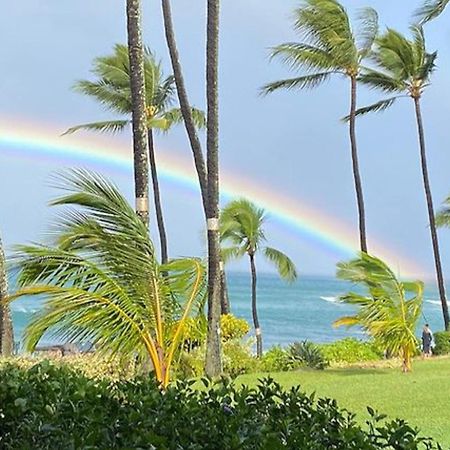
[0,117,425,277]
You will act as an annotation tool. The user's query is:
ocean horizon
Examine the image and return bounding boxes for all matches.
[9,272,446,351]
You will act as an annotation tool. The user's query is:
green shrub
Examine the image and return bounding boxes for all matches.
[260,346,294,372]
[0,361,441,449]
[220,314,250,341]
[433,331,450,355]
[222,340,260,377]
[321,338,383,364]
[289,341,329,370]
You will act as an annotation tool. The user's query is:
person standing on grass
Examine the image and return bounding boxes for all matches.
[422,324,434,358]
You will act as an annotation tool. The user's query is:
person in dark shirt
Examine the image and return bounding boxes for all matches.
[422,324,433,358]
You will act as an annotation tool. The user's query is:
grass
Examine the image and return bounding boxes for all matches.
[238,357,450,447]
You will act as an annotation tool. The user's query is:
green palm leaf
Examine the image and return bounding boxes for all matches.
[416,0,450,24]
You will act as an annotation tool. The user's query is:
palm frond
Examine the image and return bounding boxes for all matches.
[62,120,130,136]
[263,247,297,282]
[358,69,404,93]
[356,7,379,59]
[342,96,401,121]
[261,72,333,95]
[415,0,450,24]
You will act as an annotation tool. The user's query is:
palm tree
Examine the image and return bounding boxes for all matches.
[64,45,205,264]
[126,0,150,226]
[262,0,378,254]
[204,0,222,377]
[9,170,205,388]
[221,199,297,357]
[355,26,450,331]
[416,0,449,23]
[334,253,423,372]
[0,234,14,356]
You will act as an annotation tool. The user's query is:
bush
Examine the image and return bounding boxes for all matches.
[289,340,329,370]
[0,361,441,449]
[433,331,450,355]
[321,338,383,365]
[222,340,260,377]
[260,346,294,372]
[220,314,250,341]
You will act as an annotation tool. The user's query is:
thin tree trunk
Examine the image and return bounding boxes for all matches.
[161,0,208,215]
[0,235,14,356]
[349,76,368,253]
[204,0,222,377]
[126,0,150,226]
[148,130,169,264]
[220,260,230,314]
[413,96,449,330]
[249,253,262,357]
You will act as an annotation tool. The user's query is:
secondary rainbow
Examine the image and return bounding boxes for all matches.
[0,118,425,277]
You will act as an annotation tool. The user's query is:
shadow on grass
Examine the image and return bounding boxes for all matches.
[324,368,389,376]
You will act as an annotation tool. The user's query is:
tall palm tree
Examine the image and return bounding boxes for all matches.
[126,0,150,226]
[221,199,297,357]
[204,0,222,377]
[355,26,450,331]
[262,0,379,253]
[335,253,423,372]
[0,234,14,356]
[416,0,449,23]
[64,45,205,264]
[10,170,206,388]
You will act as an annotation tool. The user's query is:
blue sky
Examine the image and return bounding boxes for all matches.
[1,0,450,279]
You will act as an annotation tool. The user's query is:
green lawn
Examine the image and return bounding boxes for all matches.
[238,357,450,447]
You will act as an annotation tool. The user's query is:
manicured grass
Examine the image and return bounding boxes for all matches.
[238,357,450,447]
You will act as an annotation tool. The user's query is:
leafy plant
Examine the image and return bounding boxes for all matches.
[0,361,442,449]
[260,346,295,372]
[289,340,329,370]
[220,314,250,341]
[8,170,206,387]
[335,254,423,372]
[320,338,383,364]
[433,331,450,355]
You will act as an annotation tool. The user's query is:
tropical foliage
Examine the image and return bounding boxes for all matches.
[221,199,297,357]
[355,26,449,331]
[9,170,206,387]
[334,254,423,372]
[416,0,450,23]
[262,0,379,253]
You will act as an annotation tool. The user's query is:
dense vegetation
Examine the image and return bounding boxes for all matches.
[0,361,442,450]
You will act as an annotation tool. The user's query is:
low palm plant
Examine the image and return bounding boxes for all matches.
[334,253,423,372]
[65,44,205,264]
[220,199,297,357]
[8,170,206,387]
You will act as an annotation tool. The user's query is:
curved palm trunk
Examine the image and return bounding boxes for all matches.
[161,0,208,215]
[0,235,14,356]
[204,0,222,377]
[249,253,262,357]
[413,96,449,330]
[349,76,368,253]
[148,130,169,264]
[126,0,150,226]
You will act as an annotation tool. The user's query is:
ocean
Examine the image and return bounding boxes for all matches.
[10,273,446,350]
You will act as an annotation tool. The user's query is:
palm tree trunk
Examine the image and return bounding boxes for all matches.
[148,130,169,264]
[413,96,449,330]
[249,253,262,357]
[204,0,222,377]
[161,0,208,215]
[349,76,368,253]
[0,235,14,356]
[126,0,150,226]
[220,261,230,314]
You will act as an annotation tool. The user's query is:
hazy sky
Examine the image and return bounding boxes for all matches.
[1,0,450,279]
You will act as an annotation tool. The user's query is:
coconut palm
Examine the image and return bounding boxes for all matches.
[221,199,297,357]
[416,0,449,24]
[9,170,206,388]
[262,0,378,254]
[335,253,423,372]
[204,0,222,377]
[0,234,13,355]
[126,0,150,226]
[64,44,205,264]
[354,26,449,331]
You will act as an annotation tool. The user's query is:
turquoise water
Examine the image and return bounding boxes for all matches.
[10,273,446,350]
